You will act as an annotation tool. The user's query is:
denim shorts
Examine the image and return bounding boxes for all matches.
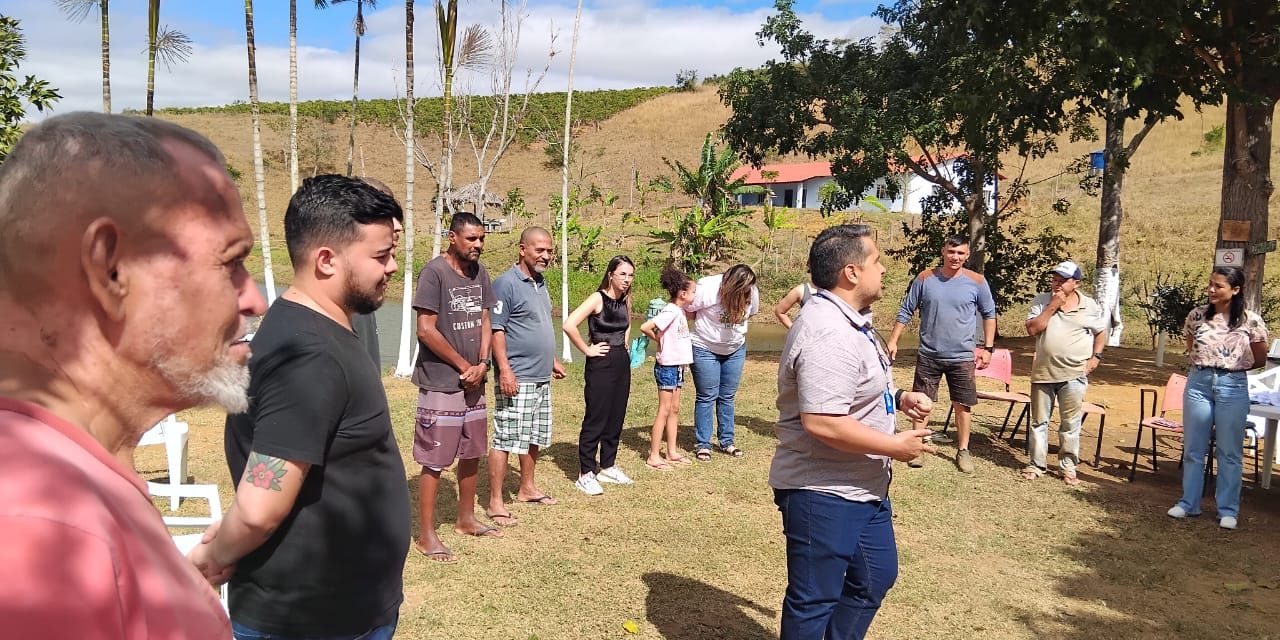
[654,364,684,390]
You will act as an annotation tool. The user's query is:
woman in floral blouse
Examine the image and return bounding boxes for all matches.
[1168,266,1269,530]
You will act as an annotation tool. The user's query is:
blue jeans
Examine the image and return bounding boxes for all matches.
[232,615,398,640]
[1176,367,1250,519]
[1028,376,1088,474]
[774,490,897,640]
[690,344,746,450]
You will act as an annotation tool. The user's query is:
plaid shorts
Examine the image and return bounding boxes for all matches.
[491,381,553,454]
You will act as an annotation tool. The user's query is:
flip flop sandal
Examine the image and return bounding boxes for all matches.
[414,541,459,564]
[458,525,503,538]
[520,495,558,506]
[645,460,674,471]
[485,511,519,527]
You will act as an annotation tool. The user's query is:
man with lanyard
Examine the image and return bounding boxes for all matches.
[771,224,935,639]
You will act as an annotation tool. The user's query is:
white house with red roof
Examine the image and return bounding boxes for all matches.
[730,156,997,214]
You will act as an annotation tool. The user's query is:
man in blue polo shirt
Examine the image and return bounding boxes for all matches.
[485,227,566,526]
[887,235,997,473]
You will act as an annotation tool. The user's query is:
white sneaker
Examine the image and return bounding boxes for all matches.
[1219,516,1238,530]
[596,466,634,485]
[1167,505,1189,519]
[575,472,604,496]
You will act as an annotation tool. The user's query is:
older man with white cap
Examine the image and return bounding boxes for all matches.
[1021,260,1107,485]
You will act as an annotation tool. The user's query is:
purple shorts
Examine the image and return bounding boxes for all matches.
[413,388,487,469]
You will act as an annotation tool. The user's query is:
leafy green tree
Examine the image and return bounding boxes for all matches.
[0,17,60,163]
[888,178,1070,314]
[954,0,1217,344]
[1174,1,1280,310]
[956,0,1279,309]
[719,0,1092,275]
[651,133,764,274]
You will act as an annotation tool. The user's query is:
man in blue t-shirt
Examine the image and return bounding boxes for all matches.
[484,227,566,527]
[887,235,997,474]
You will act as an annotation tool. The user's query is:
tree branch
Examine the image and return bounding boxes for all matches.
[1124,118,1158,158]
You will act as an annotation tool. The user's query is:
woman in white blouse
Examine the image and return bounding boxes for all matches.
[687,264,759,461]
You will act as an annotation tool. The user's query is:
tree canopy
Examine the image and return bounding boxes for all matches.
[0,16,60,163]
[719,0,1091,274]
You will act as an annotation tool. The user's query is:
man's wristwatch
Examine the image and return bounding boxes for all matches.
[979,345,994,352]
[1092,352,1104,360]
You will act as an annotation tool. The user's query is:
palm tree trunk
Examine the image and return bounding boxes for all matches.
[100,0,111,113]
[245,0,277,303]
[396,0,417,377]
[345,2,362,176]
[146,0,157,116]
[558,0,583,362]
[288,0,299,194]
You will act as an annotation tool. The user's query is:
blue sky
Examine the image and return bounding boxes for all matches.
[4,0,884,113]
[155,1,881,48]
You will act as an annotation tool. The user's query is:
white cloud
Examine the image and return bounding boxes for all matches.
[7,1,881,116]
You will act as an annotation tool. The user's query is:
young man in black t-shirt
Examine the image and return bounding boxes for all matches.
[190,175,409,639]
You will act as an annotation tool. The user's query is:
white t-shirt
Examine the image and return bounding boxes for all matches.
[651,303,693,366]
[687,274,759,355]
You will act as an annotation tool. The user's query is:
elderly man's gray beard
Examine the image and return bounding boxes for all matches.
[154,354,252,414]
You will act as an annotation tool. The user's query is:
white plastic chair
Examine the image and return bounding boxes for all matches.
[138,415,189,511]
[147,481,228,612]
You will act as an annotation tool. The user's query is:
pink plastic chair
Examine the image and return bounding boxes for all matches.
[1129,373,1187,481]
[941,348,1031,437]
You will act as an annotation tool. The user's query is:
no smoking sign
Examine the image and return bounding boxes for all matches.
[1215,248,1244,267]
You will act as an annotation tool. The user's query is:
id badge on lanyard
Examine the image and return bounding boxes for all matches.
[857,321,895,415]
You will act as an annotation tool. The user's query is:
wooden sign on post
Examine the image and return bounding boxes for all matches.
[1248,239,1277,255]
[1221,220,1252,242]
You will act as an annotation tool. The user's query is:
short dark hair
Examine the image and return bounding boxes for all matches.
[809,224,873,289]
[450,212,483,233]
[943,234,969,248]
[284,174,403,267]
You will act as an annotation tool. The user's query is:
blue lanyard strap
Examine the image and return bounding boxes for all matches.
[814,291,896,414]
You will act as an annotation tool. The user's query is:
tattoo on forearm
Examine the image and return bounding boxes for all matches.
[244,452,288,491]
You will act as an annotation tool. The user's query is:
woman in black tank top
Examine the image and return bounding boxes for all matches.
[563,255,636,495]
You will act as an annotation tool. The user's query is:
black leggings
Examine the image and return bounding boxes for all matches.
[579,348,631,475]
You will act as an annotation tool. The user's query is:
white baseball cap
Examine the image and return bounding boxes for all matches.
[1051,261,1082,280]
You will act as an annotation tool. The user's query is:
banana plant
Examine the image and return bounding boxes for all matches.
[653,133,764,273]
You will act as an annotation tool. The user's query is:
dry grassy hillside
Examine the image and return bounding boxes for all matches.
[164,88,730,275]
[167,86,1278,343]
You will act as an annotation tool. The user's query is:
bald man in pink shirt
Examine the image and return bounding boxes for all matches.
[0,113,267,638]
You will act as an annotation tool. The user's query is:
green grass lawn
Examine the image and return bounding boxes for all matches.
[147,344,1280,639]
